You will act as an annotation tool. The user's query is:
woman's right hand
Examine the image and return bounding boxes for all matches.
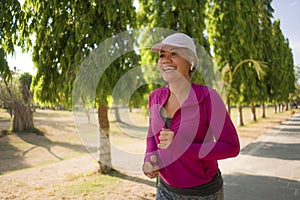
[142,155,159,179]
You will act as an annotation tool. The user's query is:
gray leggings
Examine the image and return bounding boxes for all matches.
[156,182,224,200]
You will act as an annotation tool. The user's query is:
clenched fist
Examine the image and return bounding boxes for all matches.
[158,128,174,149]
[142,155,159,179]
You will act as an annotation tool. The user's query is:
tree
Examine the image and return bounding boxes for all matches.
[0,72,34,131]
[293,65,300,107]
[206,0,256,126]
[13,73,34,131]
[221,59,266,121]
[268,19,295,113]
[0,0,22,82]
[295,65,300,83]
[0,73,17,116]
[281,38,296,110]
[22,0,138,174]
[0,0,35,131]
[207,0,286,126]
[290,78,300,107]
[256,0,274,118]
[237,0,270,123]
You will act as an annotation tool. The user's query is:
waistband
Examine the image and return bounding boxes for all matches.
[159,170,223,196]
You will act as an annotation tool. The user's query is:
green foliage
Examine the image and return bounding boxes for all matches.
[0,49,11,80]
[0,0,23,80]
[19,72,32,89]
[280,38,296,101]
[0,0,22,53]
[266,20,295,103]
[211,0,262,105]
[206,0,248,105]
[290,84,300,103]
[19,72,32,103]
[0,72,22,109]
[22,0,138,108]
[206,0,295,107]
[2,0,297,111]
[295,65,300,83]
[253,0,274,104]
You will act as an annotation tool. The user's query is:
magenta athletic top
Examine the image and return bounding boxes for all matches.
[144,83,240,188]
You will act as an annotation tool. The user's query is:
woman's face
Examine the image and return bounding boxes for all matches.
[158,48,191,83]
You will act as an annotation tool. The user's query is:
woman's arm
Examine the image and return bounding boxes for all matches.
[167,89,240,160]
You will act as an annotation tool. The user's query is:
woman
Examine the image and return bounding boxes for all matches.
[142,33,240,200]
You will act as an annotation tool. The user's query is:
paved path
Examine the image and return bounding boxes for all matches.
[220,112,300,200]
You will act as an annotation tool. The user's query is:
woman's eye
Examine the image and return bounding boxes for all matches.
[159,54,164,58]
[171,52,178,56]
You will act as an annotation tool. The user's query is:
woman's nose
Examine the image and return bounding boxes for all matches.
[159,56,171,65]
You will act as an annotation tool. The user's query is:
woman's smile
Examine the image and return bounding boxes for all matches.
[162,66,177,73]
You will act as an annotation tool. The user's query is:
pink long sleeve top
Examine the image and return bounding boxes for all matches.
[144,83,240,188]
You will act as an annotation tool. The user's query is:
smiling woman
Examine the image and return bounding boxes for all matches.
[142,33,240,200]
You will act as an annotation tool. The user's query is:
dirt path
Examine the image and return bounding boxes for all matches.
[0,109,297,199]
[0,109,156,199]
[0,154,97,199]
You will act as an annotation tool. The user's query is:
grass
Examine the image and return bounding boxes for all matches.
[62,171,120,196]
[51,169,156,200]
[0,108,10,121]
[230,106,280,126]
[0,106,290,129]
[0,109,88,174]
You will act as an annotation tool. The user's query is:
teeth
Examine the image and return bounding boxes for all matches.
[163,66,175,72]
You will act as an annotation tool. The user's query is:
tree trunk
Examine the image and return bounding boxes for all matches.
[274,104,277,113]
[251,103,256,122]
[114,104,121,122]
[285,102,289,111]
[237,105,244,126]
[226,95,231,116]
[12,102,34,132]
[97,105,112,174]
[261,103,266,118]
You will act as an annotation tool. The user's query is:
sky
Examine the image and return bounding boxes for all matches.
[7,0,300,75]
[272,0,300,66]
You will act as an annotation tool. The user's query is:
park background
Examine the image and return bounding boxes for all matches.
[1,0,300,199]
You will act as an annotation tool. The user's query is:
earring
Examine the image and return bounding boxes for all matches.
[190,62,194,71]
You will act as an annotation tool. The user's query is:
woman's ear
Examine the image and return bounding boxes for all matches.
[190,62,194,71]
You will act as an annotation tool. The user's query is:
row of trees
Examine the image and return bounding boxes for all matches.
[0,0,297,173]
[138,0,296,126]
[207,0,296,125]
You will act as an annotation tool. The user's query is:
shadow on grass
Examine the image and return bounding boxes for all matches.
[108,169,156,188]
[16,128,88,157]
[0,127,88,174]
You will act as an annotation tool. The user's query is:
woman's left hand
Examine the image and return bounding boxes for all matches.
[158,128,174,149]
